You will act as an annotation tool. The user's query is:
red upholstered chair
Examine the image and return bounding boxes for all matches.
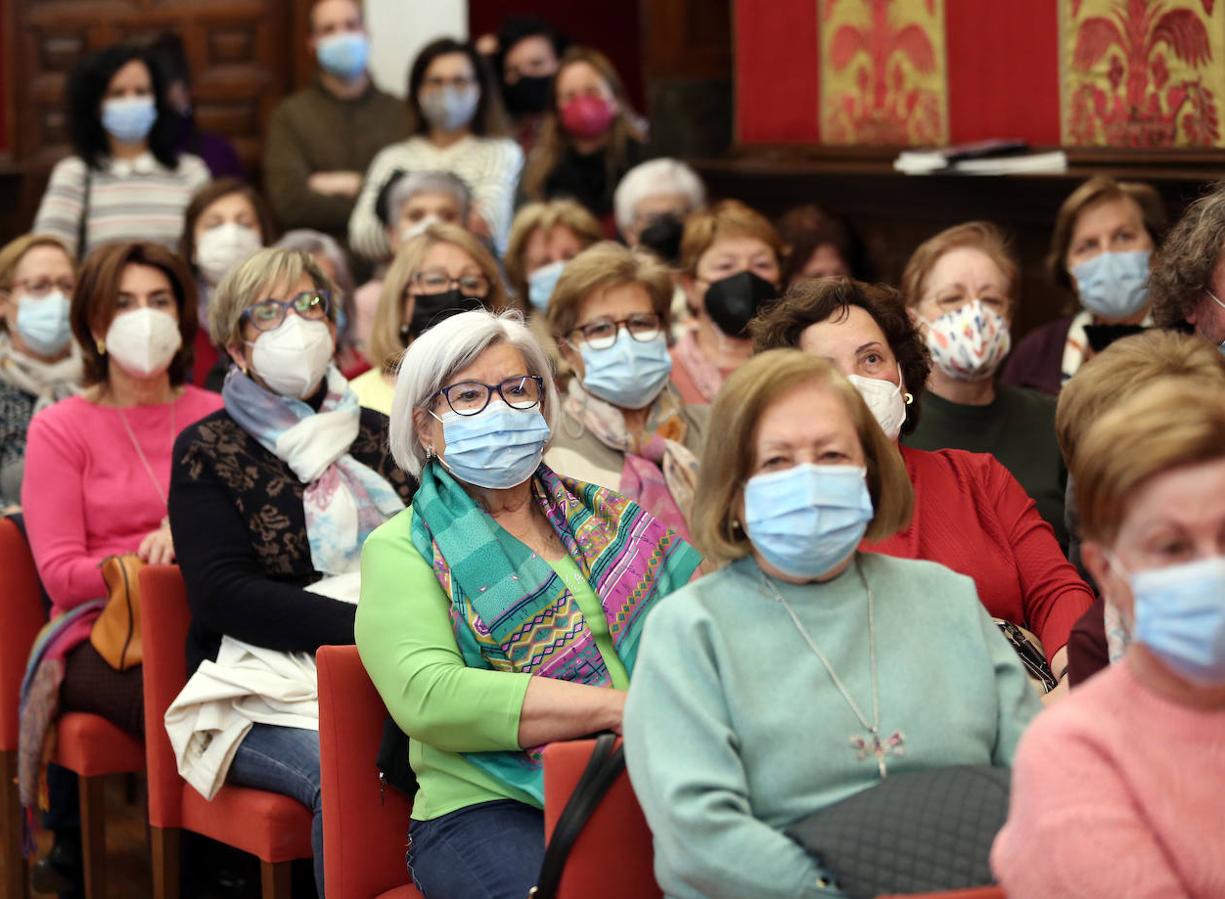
[0,516,145,899]
[139,564,314,899]
[541,738,662,899]
[317,645,421,899]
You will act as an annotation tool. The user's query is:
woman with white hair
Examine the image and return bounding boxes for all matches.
[352,170,473,356]
[168,247,415,897]
[613,157,706,248]
[356,308,700,899]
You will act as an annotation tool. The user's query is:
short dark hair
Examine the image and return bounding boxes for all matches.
[68,43,180,171]
[179,179,277,277]
[406,38,507,138]
[71,241,197,386]
[750,277,932,436]
[494,16,567,78]
[776,204,874,285]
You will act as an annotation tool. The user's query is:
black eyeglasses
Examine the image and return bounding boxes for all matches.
[433,375,544,416]
[569,313,663,351]
[242,290,332,332]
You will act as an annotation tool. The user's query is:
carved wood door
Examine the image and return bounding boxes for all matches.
[11,0,292,170]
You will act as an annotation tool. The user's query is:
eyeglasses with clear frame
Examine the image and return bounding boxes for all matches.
[412,269,490,298]
[7,276,75,298]
[241,290,332,332]
[432,375,545,416]
[568,313,663,351]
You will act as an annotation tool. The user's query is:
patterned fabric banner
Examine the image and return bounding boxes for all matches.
[1061,0,1224,146]
[818,0,950,145]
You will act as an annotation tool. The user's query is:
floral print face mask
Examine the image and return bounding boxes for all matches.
[922,299,1012,383]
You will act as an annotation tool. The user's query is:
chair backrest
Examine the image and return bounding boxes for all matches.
[318,645,414,899]
[879,889,1006,899]
[0,517,49,752]
[138,564,192,829]
[541,739,662,899]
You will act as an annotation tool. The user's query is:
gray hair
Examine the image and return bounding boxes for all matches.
[389,309,558,477]
[386,171,473,229]
[613,158,706,234]
[275,229,354,299]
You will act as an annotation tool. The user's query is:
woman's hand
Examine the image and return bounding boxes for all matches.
[518,680,627,747]
[138,524,176,565]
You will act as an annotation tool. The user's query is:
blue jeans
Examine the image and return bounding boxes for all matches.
[227,724,324,898]
[407,800,544,899]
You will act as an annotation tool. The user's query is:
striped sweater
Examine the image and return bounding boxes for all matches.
[33,153,211,259]
[347,135,523,260]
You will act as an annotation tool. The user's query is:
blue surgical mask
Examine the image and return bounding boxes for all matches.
[528,261,565,312]
[101,96,157,144]
[1131,556,1225,685]
[432,403,550,489]
[316,32,370,79]
[579,331,672,410]
[1071,249,1151,320]
[744,464,873,580]
[15,291,72,356]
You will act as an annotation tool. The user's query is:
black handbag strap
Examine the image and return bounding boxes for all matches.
[77,164,92,260]
[529,733,625,899]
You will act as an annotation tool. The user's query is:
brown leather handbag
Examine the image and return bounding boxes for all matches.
[90,554,146,670]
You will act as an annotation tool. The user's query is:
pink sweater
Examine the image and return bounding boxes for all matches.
[21,388,223,612]
[991,661,1225,898]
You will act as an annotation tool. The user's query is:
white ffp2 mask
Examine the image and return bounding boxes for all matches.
[249,315,334,398]
[105,308,182,377]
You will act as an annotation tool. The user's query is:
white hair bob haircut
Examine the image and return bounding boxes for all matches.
[613,157,707,234]
[389,309,559,478]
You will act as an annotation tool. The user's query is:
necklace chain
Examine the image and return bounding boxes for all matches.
[759,558,903,778]
[118,401,176,509]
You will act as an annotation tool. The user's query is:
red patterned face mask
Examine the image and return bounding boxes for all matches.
[560,95,616,139]
[921,299,1012,382]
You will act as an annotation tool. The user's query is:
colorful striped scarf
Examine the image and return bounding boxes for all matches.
[410,460,700,804]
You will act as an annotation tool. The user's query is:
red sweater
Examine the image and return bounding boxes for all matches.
[863,445,1092,662]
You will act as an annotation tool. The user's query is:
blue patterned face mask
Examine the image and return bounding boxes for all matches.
[579,331,672,410]
[527,260,565,312]
[744,464,873,580]
[432,403,550,489]
[1129,556,1225,685]
[1071,249,1151,320]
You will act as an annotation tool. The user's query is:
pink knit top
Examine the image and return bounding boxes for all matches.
[992,660,1225,898]
[21,387,222,613]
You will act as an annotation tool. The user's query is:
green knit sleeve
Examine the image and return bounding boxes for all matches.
[356,509,532,753]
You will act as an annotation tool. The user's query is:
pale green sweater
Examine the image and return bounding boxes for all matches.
[623,552,1040,899]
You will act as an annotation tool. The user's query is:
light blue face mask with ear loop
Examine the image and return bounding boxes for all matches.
[431,402,551,490]
[1071,249,1151,320]
[1126,555,1225,685]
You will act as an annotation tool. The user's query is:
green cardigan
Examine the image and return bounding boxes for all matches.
[622,552,1041,899]
[356,507,627,820]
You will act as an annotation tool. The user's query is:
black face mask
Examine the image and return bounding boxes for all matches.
[703,271,778,338]
[637,214,684,267]
[401,289,486,345]
[502,74,553,116]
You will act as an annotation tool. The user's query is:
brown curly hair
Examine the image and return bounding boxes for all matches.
[1148,180,1225,329]
[749,277,931,436]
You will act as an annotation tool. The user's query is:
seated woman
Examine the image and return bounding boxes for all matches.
[168,247,415,897]
[544,241,708,539]
[349,37,523,259]
[353,223,509,415]
[624,349,1039,899]
[613,157,706,249]
[992,378,1225,897]
[776,203,871,288]
[275,229,366,379]
[22,241,222,736]
[1003,175,1166,395]
[356,309,700,899]
[752,278,1094,697]
[900,222,1067,547]
[520,46,646,226]
[673,200,785,404]
[0,234,82,507]
[504,199,602,376]
[1053,331,1225,684]
[33,43,210,259]
[352,170,473,356]
[179,178,275,387]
